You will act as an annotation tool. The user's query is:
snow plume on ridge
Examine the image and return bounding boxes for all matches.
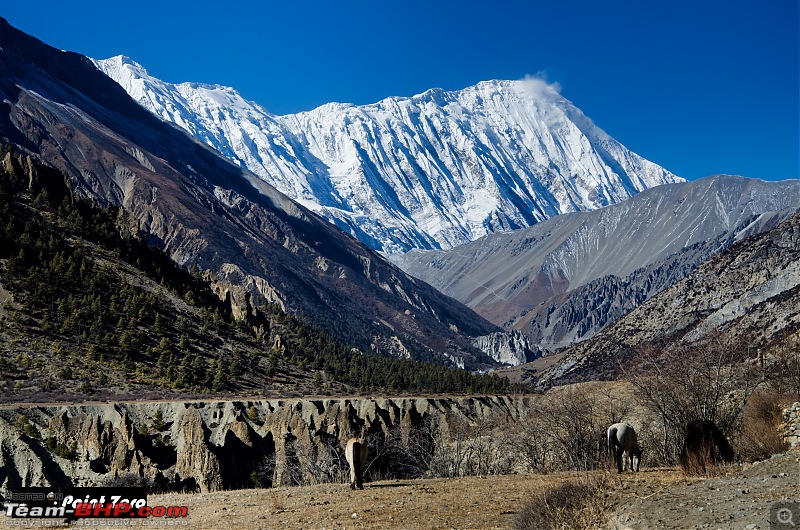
[96,56,683,254]
[519,73,562,98]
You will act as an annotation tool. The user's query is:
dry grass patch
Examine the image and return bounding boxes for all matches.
[737,391,791,461]
[512,473,616,530]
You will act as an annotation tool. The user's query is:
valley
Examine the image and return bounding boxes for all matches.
[0,15,798,530]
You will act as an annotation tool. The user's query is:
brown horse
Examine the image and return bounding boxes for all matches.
[679,420,734,474]
[345,437,368,489]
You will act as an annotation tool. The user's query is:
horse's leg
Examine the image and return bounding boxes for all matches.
[615,447,624,473]
[349,463,356,489]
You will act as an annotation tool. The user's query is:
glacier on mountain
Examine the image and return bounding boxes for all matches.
[96,56,683,254]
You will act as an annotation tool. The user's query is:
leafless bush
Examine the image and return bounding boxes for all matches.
[508,412,555,473]
[251,451,276,488]
[506,388,611,473]
[282,434,348,486]
[363,412,514,480]
[630,336,759,465]
[538,387,608,471]
[766,337,800,399]
[425,412,511,478]
[736,391,790,461]
[358,421,436,481]
[100,472,154,490]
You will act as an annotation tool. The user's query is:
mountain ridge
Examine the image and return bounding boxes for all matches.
[0,17,498,367]
[531,208,800,386]
[96,55,682,254]
[394,175,800,353]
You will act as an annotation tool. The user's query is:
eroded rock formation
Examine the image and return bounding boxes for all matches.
[0,396,531,492]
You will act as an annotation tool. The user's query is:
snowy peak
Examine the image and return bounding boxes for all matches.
[96,57,683,253]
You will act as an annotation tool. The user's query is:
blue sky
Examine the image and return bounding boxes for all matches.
[3,0,798,182]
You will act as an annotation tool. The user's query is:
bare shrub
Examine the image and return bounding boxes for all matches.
[538,386,608,472]
[282,434,348,486]
[101,472,154,490]
[766,337,800,399]
[508,403,556,473]
[250,451,276,488]
[362,411,515,480]
[506,387,613,474]
[360,421,436,481]
[630,336,759,465]
[736,392,790,461]
[426,412,510,478]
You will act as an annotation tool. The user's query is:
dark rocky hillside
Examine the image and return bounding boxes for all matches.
[0,149,519,402]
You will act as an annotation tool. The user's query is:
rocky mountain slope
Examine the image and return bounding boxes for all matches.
[0,18,499,367]
[0,149,517,403]
[535,209,800,386]
[395,176,800,352]
[96,56,682,254]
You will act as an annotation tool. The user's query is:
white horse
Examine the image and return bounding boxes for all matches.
[607,422,642,473]
[345,437,368,489]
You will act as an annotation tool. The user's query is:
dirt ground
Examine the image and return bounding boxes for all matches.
[146,452,797,530]
[144,468,683,530]
[610,451,800,530]
[11,454,798,529]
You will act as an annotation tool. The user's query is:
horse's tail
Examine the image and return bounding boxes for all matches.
[607,426,617,454]
[353,439,363,475]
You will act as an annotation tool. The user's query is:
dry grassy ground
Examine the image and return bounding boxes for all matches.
[9,454,797,529]
[141,468,685,530]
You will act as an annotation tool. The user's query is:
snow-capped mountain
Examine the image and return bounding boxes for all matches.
[96,56,683,254]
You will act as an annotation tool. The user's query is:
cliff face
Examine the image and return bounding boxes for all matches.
[473,331,540,366]
[0,396,531,492]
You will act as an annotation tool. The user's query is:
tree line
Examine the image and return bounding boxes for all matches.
[0,146,524,398]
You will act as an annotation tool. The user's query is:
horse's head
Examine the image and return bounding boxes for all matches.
[631,446,643,472]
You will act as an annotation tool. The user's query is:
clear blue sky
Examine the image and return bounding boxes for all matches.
[3,0,798,182]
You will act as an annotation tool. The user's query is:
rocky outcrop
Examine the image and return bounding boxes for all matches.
[0,396,532,492]
[474,331,540,366]
[781,402,800,449]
